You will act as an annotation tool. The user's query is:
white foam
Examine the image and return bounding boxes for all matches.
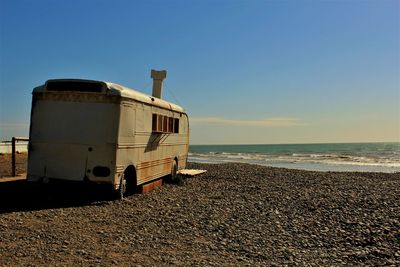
[188,151,400,173]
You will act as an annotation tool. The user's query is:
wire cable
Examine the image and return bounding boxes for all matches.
[163,82,182,106]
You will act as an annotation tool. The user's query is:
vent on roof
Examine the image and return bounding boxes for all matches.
[151,70,167,99]
[46,81,104,92]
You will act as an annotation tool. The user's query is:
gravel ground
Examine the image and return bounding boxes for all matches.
[0,162,399,266]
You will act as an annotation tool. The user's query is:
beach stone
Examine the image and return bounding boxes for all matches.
[0,162,399,266]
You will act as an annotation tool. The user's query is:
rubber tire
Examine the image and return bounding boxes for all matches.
[117,173,127,200]
[169,160,178,183]
[125,175,135,196]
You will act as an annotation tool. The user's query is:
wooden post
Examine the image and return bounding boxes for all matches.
[11,137,16,177]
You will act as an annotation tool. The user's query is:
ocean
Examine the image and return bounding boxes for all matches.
[2,142,399,173]
[189,143,400,173]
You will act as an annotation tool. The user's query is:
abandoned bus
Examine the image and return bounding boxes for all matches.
[27,70,189,197]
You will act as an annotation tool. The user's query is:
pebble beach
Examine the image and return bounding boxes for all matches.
[0,157,399,266]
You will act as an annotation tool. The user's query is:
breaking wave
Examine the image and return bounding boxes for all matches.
[188,143,400,173]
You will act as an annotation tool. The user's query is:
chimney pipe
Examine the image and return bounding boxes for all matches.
[151,69,167,99]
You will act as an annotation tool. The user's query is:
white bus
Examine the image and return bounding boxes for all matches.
[27,70,189,198]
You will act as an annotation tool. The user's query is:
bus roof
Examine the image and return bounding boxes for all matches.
[33,79,185,113]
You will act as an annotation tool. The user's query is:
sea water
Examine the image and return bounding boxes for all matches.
[1,142,398,173]
[189,143,400,173]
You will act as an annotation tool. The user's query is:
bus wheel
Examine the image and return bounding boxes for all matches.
[167,160,179,184]
[124,166,137,195]
[117,174,127,200]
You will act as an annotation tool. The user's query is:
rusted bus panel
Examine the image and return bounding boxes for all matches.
[116,165,125,174]
[28,77,189,189]
[146,105,155,132]
[33,79,185,113]
[137,159,172,174]
[115,99,188,182]
[116,123,189,185]
[136,158,172,184]
[138,169,170,185]
[28,95,119,183]
[29,99,119,145]
[85,144,117,183]
[137,158,172,169]
[33,91,121,104]
[28,143,116,183]
[118,103,136,144]
[136,103,146,133]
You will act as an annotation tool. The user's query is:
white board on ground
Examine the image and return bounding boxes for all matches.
[178,169,207,176]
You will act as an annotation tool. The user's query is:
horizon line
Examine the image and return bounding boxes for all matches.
[189,141,400,146]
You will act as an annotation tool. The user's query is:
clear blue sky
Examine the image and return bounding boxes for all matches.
[0,0,399,144]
